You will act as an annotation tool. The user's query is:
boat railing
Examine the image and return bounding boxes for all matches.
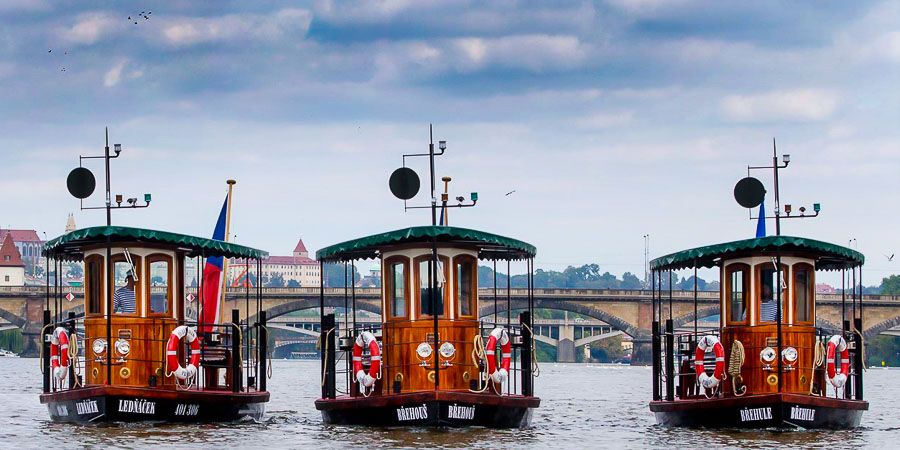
[327,315,533,398]
[41,310,270,395]
[662,327,864,401]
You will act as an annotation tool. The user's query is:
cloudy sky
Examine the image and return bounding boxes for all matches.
[1,1,898,284]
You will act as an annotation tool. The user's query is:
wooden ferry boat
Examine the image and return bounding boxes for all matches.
[39,133,271,423]
[314,127,540,428]
[648,149,868,429]
[39,227,271,423]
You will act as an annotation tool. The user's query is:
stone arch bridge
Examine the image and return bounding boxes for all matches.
[3,286,899,362]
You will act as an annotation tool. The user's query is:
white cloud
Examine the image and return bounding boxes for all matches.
[720,89,840,122]
[59,12,121,45]
[103,60,127,87]
[161,9,312,47]
[452,35,589,71]
[575,111,634,129]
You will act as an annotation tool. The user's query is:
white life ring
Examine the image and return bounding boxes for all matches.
[166,325,200,380]
[50,327,70,380]
[486,327,511,384]
[353,331,381,388]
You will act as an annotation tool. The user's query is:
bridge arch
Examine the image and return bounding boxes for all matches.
[672,306,719,329]
[862,315,900,341]
[249,297,382,324]
[0,307,26,329]
[478,299,639,338]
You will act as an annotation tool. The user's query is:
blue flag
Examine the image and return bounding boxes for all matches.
[755,200,766,238]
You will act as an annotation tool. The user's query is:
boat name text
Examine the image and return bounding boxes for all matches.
[740,407,772,422]
[790,406,815,421]
[119,399,156,414]
[76,399,99,415]
[397,404,428,422]
[447,404,475,420]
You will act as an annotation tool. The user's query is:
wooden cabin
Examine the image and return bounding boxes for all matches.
[315,225,540,427]
[648,235,868,428]
[40,226,271,423]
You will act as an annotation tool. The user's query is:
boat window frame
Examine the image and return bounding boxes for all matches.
[145,253,174,318]
[383,255,409,321]
[84,254,105,316]
[453,254,478,319]
[109,253,142,317]
[724,263,750,326]
[792,262,815,325]
[414,254,450,320]
[755,262,789,324]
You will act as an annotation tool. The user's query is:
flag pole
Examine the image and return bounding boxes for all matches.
[220,180,236,325]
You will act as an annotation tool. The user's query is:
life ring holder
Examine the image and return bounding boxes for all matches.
[353,331,381,397]
[165,325,200,390]
[694,335,725,397]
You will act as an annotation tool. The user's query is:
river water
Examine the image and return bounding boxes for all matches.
[2,359,899,449]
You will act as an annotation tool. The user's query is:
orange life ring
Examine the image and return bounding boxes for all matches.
[826,335,850,388]
[694,335,725,389]
[50,327,70,380]
[166,325,200,380]
[353,331,381,388]
[486,327,511,384]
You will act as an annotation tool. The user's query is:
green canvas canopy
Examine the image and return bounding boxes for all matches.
[43,226,268,261]
[316,226,536,262]
[650,235,863,272]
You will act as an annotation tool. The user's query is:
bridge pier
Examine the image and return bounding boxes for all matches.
[630,333,651,366]
[556,338,576,363]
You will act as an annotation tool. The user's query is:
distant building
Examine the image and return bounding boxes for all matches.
[65,213,77,233]
[0,236,25,286]
[0,229,43,273]
[229,238,320,287]
[816,283,837,294]
[358,263,382,287]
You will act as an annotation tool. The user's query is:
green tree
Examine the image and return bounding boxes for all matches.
[287,279,301,287]
[322,263,362,287]
[866,335,900,367]
[881,275,900,295]
[621,272,642,289]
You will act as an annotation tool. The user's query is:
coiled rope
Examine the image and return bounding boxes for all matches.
[468,333,491,393]
[520,322,541,378]
[728,340,746,397]
[810,339,826,395]
[316,327,335,387]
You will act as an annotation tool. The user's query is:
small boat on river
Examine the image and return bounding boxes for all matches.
[648,146,868,429]
[313,127,541,427]
[39,132,271,423]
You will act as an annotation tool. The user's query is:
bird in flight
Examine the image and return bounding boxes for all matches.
[886,254,895,262]
[505,190,516,196]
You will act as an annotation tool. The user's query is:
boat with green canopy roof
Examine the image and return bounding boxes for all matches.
[647,145,868,429]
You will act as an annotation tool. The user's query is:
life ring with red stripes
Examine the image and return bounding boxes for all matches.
[50,327,70,380]
[694,335,725,389]
[486,327,511,384]
[826,335,850,388]
[166,325,200,380]
[353,331,381,388]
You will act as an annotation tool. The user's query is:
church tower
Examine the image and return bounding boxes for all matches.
[65,213,76,233]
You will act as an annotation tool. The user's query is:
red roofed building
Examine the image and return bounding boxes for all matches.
[229,237,320,287]
[0,228,43,273]
[0,236,26,286]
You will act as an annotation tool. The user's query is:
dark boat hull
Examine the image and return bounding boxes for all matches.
[40,386,269,424]
[650,393,867,429]
[316,391,539,428]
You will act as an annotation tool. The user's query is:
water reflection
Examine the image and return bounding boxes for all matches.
[2,360,897,448]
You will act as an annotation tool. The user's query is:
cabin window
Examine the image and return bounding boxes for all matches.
[148,258,171,315]
[757,264,786,323]
[85,256,103,314]
[415,255,449,317]
[112,257,140,315]
[454,255,476,317]
[391,262,406,317]
[794,263,814,323]
[725,263,749,324]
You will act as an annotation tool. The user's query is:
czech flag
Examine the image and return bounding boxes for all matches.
[200,195,229,332]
